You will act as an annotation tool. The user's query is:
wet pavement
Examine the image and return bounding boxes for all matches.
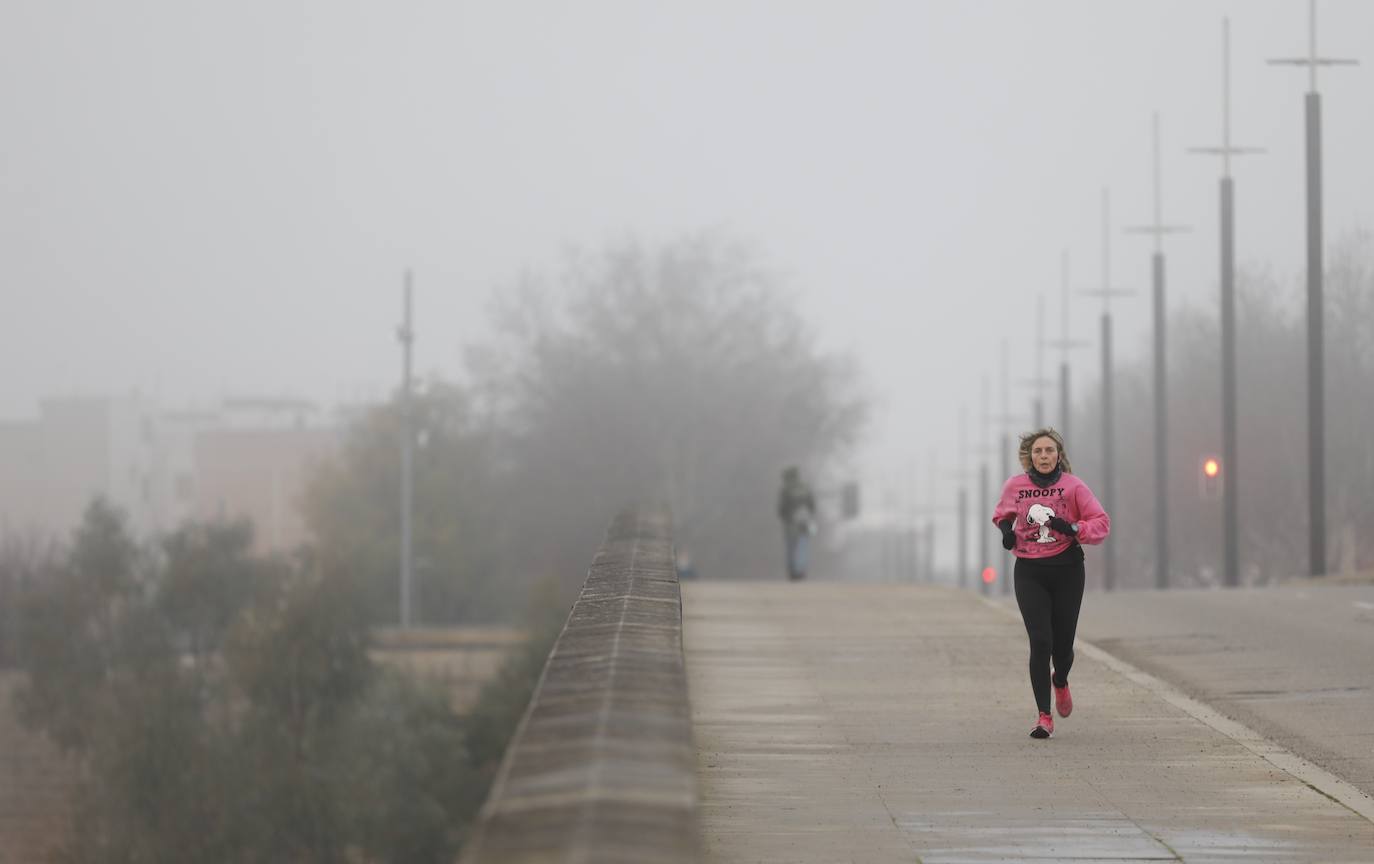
[684,582,1374,863]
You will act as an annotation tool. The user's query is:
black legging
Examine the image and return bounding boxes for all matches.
[1013,551,1086,714]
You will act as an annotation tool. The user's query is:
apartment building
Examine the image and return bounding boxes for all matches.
[0,395,341,553]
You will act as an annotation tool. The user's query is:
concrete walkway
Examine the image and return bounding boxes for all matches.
[683,582,1374,863]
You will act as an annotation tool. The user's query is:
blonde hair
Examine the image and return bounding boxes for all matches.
[1018,428,1073,474]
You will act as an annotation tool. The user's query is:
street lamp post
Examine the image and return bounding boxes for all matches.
[1000,343,1012,596]
[959,406,969,589]
[1126,114,1190,590]
[990,345,1029,596]
[1269,0,1358,578]
[1019,297,1057,433]
[1190,18,1263,588]
[1047,252,1091,443]
[1080,191,1134,592]
[978,377,993,596]
[397,270,416,628]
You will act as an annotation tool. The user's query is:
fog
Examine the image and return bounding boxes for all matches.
[5,5,1374,858]
[3,1,1373,561]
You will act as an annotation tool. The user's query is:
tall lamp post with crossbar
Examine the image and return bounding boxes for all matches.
[1190,19,1264,588]
[1126,114,1189,590]
[1268,0,1358,578]
[1080,190,1133,592]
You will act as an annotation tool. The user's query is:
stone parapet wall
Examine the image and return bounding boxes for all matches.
[459,509,699,864]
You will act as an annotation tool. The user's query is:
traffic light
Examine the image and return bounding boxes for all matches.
[981,566,997,585]
[1199,456,1222,500]
[841,482,860,520]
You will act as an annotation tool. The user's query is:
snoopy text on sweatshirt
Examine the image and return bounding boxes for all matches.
[990,471,1111,559]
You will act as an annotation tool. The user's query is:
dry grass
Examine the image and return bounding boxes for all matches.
[371,626,526,713]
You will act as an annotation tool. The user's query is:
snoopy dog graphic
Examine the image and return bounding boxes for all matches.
[1026,503,1061,544]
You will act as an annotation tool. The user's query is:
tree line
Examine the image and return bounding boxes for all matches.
[304,232,864,622]
[0,233,865,861]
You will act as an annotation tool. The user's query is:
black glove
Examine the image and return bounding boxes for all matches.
[998,518,1015,550]
[1047,516,1077,537]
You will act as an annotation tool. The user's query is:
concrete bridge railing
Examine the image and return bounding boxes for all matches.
[459,508,700,864]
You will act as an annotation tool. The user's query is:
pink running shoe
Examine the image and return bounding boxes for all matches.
[1054,682,1073,718]
[1030,712,1054,739]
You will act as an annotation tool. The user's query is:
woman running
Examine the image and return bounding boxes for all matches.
[991,428,1110,739]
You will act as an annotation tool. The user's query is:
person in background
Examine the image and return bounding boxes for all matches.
[991,428,1110,740]
[675,546,697,581]
[778,466,816,581]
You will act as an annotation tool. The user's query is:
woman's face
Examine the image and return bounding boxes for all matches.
[1031,436,1060,474]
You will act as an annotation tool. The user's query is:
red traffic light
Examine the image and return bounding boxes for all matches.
[1199,456,1223,500]
[981,567,997,584]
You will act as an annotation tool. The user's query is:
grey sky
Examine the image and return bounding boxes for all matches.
[3,1,1371,489]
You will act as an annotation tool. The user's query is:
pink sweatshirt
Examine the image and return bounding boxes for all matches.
[991,471,1110,559]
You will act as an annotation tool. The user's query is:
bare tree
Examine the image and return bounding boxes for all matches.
[471,233,866,587]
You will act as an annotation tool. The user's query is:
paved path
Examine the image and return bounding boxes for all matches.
[1073,583,1374,799]
[683,581,1374,863]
